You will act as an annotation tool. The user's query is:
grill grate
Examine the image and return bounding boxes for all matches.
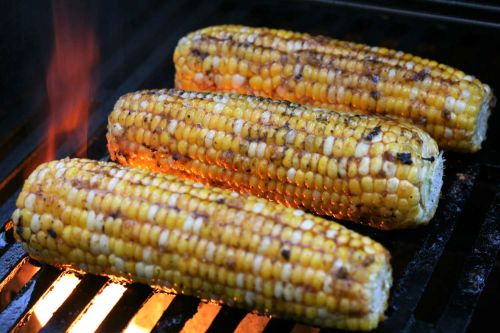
[0,0,499,332]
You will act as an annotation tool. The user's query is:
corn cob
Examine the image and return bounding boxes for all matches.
[12,158,392,331]
[107,89,443,229]
[174,25,495,152]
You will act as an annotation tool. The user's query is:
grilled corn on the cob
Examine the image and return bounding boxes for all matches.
[107,89,443,229]
[174,25,495,152]
[12,158,392,331]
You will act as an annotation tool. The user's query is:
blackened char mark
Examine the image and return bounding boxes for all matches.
[396,152,413,165]
[422,156,435,162]
[191,49,208,60]
[365,126,381,141]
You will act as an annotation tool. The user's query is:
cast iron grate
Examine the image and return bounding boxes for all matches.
[0,0,498,332]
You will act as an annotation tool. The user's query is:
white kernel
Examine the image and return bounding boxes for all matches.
[445,96,456,110]
[144,265,154,279]
[115,169,126,178]
[107,177,119,191]
[261,111,271,124]
[281,263,292,281]
[193,217,203,234]
[55,167,66,179]
[338,158,348,178]
[24,193,36,211]
[147,205,159,221]
[388,68,396,79]
[252,202,265,213]
[323,275,333,293]
[283,283,294,301]
[256,142,266,158]
[293,64,302,78]
[359,157,370,176]
[245,291,255,305]
[143,247,152,263]
[192,182,204,188]
[258,237,271,254]
[387,178,399,193]
[248,142,258,157]
[205,242,216,261]
[323,136,335,156]
[455,100,466,113]
[293,209,304,216]
[287,168,296,182]
[205,130,216,147]
[167,120,178,135]
[410,87,419,99]
[254,277,263,292]
[140,100,148,109]
[158,94,167,102]
[271,224,282,236]
[318,308,328,318]
[30,214,41,233]
[300,219,314,230]
[133,93,141,100]
[158,230,170,248]
[99,235,109,254]
[86,190,95,209]
[236,273,245,288]
[285,130,296,144]
[461,89,470,100]
[213,103,225,113]
[168,193,179,207]
[194,73,204,84]
[212,56,220,68]
[95,214,105,232]
[326,229,338,238]
[355,142,370,157]
[136,262,145,276]
[294,286,304,303]
[274,281,283,299]
[233,119,244,135]
[86,211,96,231]
[90,234,100,254]
[252,256,264,274]
[405,61,415,70]
[383,161,396,177]
[232,74,246,87]
[291,230,302,244]
[115,257,125,271]
[183,215,195,231]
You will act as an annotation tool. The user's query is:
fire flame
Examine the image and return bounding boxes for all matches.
[45,0,98,161]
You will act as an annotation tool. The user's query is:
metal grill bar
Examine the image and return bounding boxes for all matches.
[151,296,200,333]
[206,307,249,333]
[0,267,61,333]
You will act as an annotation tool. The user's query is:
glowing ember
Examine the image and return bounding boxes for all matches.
[123,292,175,333]
[45,0,98,161]
[68,282,126,333]
[234,313,271,333]
[31,273,80,326]
[180,302,221,333]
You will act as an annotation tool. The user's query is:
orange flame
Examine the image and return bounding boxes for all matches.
[45,0,98,161]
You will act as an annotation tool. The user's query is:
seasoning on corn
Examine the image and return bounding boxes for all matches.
[174,25,495,152]
[107,89,444,230]
[12,158,392,331]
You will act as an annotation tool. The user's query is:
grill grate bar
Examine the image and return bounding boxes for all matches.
[380,165,479,332]
[151,295,200,333]
[263,318,297,333]
[94,283,153,333]
[0,243,27,290]
[206,306,249,333]
[38,275,108,333]
[435,191,500,332]
[0,266,61,333]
